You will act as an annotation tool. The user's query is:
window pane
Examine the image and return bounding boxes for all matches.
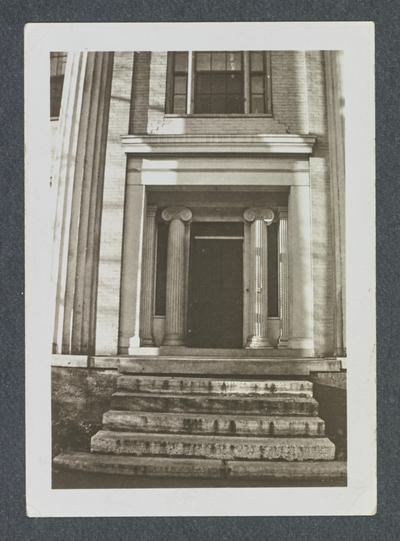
[174,52,188,72]
[211,52,226,71]
[210,73,226,94]
[195,95,211,113]
[196,73,211,93]
[173,95,187,114]
[251,75,264,94]
[251,95,265,113]
[50,52,67,76]
[174,74,187,94]
[50,75,64,117]
[226,96,243,113]
[196,52,211,71]
[250,51,264,71]
[227,52,242,71]
[226,73,242,94]
[210,95,226,113]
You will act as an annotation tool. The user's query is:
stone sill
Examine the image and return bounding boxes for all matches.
[51,354,118,370]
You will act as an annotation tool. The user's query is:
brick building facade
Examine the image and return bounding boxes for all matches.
[51,50,347,485]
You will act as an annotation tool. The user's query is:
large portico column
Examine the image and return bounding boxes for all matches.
[161,207,192,346]
[288,186,314,351]
[244,207,275,349]
[51,52,114,355]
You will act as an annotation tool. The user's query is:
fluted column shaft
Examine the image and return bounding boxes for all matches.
[244,208,274,349]
[162,207,192,346]
[140,206,157,346]
[278,210,289,347]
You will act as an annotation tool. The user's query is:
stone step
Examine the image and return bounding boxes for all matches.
[54,451,347,482]
[119,357,341,376]
[53,451,346,481]
[111,392,319,416]
[103,410,325,436]
[116,375,313,397]
[91,430,335,461]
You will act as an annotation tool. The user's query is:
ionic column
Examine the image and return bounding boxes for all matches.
[161,207,192,346]
[139,205,157,346]
[288,186,314,351]
[244,208,275,349]
[278,210,289,347]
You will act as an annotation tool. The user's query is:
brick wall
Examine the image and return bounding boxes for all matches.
[129,51,315,135]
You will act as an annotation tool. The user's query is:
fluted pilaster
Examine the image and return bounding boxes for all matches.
[139,205,158,346]
[244,207,275,349]
[162,207,192,346]
[278,210,289,347]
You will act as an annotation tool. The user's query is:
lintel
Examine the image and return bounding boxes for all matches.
[121,134,317,155]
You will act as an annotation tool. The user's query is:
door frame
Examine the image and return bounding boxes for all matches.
[186,224,245,348]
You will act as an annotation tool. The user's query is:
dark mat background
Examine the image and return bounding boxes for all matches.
[1,1,399,539]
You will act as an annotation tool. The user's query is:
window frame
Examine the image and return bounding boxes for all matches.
[50,52,68,119]
[165,51,272,117]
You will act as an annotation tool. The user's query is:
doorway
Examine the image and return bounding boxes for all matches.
[187,223,243,348]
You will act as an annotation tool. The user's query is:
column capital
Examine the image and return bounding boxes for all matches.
[277,208,288,220]
[161,206,192,223]
[243,207,275,225]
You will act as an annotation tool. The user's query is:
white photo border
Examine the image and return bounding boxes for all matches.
[25,21,376,517]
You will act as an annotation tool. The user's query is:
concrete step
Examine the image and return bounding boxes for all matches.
[54,451,347,482]
[119,357,341,376]
[116,375,313,397]
[111,392,319,416]
[91,430,335,461]
[103,410,325,436]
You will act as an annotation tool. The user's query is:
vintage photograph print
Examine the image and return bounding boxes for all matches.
[25,22,375,516]
[50,48,347,488]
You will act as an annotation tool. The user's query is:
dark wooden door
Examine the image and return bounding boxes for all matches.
[188,236,243,348]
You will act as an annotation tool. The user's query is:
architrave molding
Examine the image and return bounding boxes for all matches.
[121,134,317,155]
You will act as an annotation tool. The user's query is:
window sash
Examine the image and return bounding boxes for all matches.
[166,51,272,115]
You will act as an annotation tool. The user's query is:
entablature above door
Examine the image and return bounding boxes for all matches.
[121,134,317,155]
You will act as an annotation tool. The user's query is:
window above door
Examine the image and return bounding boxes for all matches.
[165,51,272,116]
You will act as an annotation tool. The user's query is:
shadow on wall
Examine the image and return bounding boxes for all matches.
[129,51,151,134]
[51,367,118,457]
[311,374,347,460]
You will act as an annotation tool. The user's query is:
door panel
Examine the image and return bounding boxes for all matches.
[188,236,243,348]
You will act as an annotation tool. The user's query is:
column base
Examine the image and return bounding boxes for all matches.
[120,335,141,354]
[163,334,185,346]
[278,337,289,348]
[140,337,155,347]
[246,336,273,349]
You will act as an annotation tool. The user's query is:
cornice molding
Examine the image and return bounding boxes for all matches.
[121,134,317,155]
